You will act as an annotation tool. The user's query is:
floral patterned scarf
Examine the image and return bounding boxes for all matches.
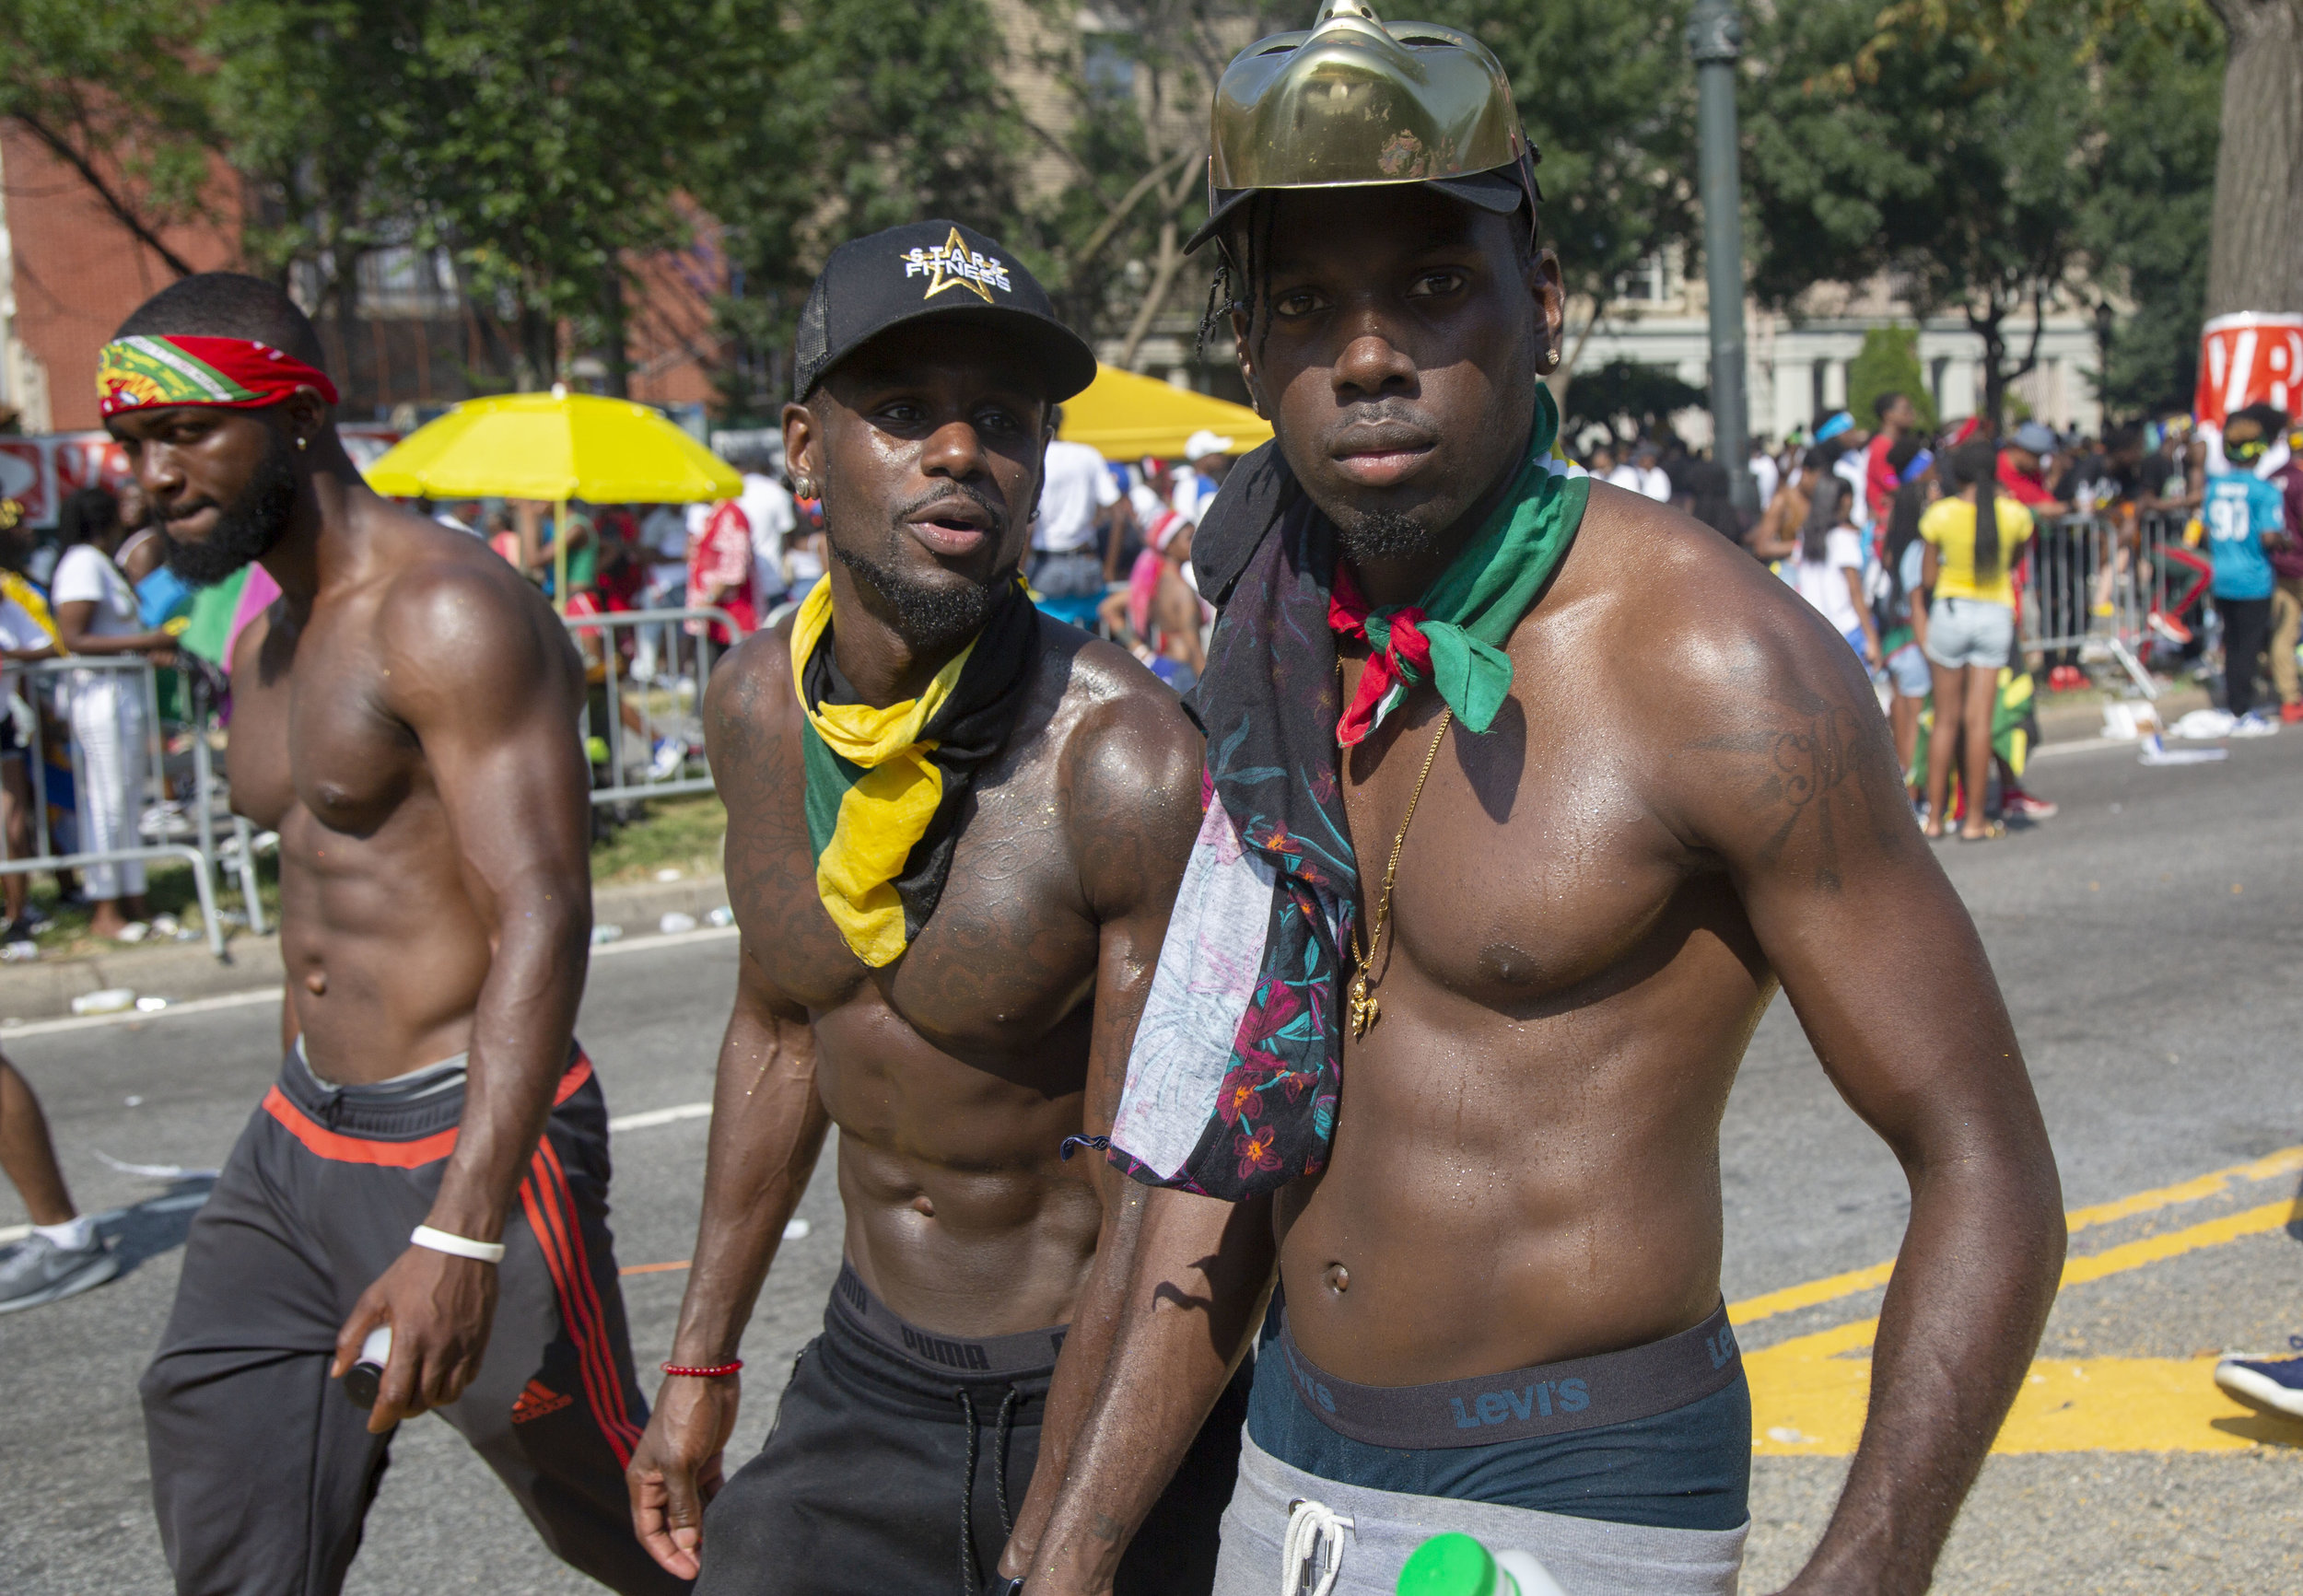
[1107,392,1586,1199]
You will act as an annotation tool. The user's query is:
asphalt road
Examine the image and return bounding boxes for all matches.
[3,726,2300,1594]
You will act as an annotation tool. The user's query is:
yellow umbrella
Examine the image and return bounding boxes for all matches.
[1058,364,1271,461]
[365,390,741,610]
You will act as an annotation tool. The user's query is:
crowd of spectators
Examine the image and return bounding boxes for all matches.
[0,486,193,951]
[1591,394,2303,839]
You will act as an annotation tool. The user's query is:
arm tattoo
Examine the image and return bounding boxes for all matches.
[1692,685,1905,891]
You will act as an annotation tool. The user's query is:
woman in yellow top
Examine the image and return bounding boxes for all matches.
[1919,440,2034,841]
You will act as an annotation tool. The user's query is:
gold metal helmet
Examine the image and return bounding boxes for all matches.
[1185,0,1537,254]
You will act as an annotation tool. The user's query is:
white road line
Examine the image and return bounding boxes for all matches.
[609,1101,713,1132]
[0,924,738,1040]
[1,1110,705,1243]
[594,925,738,956]
[0,986,285,1039]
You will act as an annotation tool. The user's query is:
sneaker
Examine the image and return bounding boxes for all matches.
[137,801,194,840]
[2215,1347,2303,1419]
[2232,710,2280,738]
[2047,665,2087,693]
[2148,610,2194,646]
[2002,790,2060,821]
[2281,703,2303,725]
[0,1232,121,1313]
[648,738,689,781]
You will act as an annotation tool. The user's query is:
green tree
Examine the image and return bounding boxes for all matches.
[1008,1,1291,369]
[2076,4,2224,415]
[1426,0,1698,402]
[1562,358,1708,445]
[692,0,1030,422]
[0,0,219,275]
[1746,0,2105,425]
[1847,325,1936,430]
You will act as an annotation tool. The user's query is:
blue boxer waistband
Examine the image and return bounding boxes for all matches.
[1279,1301,1742,1450]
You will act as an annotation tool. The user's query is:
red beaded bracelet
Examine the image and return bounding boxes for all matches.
[661,1359,743,1379]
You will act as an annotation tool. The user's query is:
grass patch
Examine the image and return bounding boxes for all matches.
[590,793,727,887]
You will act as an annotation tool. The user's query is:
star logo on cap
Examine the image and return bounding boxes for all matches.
[901,227,1013,305]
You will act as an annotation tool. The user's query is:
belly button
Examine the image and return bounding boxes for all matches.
[1324,1263,1350,1294]
[305,972,326,996]
[911,1195,934,1217]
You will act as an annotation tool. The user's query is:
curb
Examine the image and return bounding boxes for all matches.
[0,873,731,1026]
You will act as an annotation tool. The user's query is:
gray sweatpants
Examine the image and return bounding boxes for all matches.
[139,1047,683,1596]
[1211,1434,1748,1596]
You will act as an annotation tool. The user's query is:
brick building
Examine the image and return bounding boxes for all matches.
[0,122,719,439]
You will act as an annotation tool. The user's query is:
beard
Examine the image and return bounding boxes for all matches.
[159,429,298,586]
[1331,506,1442,564]
[826,482,1010,651]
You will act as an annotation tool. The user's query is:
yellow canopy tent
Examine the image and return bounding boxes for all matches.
[364,390,740,611]
[1057,364,1270,462]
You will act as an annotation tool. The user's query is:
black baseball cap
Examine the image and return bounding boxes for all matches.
[793,220,1098,403]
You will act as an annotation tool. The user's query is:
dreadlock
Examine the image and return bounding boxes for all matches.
[1196,192,1281,367]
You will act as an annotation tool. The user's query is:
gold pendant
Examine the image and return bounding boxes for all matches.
[1347,972,1377,1039]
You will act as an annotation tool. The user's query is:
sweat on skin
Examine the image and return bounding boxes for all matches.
[1017,177,2063,1596]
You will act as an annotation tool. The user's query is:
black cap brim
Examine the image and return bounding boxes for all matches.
[808,303,1099,405]
[1184,168,1530,255]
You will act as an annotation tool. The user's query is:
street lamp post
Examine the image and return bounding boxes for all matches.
[1689,0,1754,514]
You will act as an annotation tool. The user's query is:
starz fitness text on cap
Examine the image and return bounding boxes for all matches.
[902,229,1015,303]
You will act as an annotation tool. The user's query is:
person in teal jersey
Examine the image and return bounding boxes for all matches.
[2204,403,2293,728]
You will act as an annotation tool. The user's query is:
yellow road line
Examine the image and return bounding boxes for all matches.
[1747,1198,2303,1454]
[1729,1145,2303,1328]
[1749,1348,2297,1455]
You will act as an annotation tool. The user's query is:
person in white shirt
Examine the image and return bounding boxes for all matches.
[1607,438,1672,502]
[1748,440,1781,514]
[1811,410,1875,531]
[736,457,798,610]
[1170,429,1235,525]
[1032,425,1120,598]
[1787,475,1882,668]
[1130,457,1174,529]
[50,487,177,940]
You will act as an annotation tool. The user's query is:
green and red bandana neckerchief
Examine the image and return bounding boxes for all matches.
[1328,388,1589,745]
[97,335,339,418]
[1103,385,1592,1203]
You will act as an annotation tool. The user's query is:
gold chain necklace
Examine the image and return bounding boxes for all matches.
[1346,706,1454,1039]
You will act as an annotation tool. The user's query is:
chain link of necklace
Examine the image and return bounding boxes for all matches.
[1346,705,1453,1040]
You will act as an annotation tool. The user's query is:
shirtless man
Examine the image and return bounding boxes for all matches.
[1020,8,2065,1594]
[117,274,676,1596]
[621,222,1240,1594]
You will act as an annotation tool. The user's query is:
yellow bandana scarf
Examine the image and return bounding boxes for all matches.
[790,575,1041,965]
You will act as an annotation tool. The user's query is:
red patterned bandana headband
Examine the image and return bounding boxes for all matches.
[98,335,338,419]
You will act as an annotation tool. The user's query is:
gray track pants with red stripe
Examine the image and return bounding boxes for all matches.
[139,1045,684,1596]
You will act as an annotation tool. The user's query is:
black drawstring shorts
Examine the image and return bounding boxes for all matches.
[693,1262,1247,1596]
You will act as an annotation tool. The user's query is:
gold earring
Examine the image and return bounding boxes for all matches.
[296,435,308,451]
[1540,346,1561,374]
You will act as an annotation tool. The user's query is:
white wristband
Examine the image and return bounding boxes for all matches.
[411,1224,506,1264]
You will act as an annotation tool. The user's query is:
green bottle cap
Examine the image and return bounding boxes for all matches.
[1397,1532,1512,1596]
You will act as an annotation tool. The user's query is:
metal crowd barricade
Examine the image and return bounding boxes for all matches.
[564,605,743,805]
[2016,511,2166,699]
[0,654,242,960]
